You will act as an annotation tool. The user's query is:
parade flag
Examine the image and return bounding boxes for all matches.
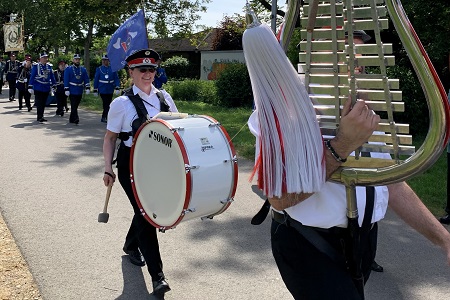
[107,10,148,72]
[3,22,23,52]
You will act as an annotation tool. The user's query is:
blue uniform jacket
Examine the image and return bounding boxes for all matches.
[153,67,167,89]
[28,63,56,92]
[93,66,120,94]
[64,65,90,95]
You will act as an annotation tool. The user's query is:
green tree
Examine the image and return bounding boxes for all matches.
[1,0,210,74]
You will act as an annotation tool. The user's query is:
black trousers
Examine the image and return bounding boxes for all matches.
[271,219,377,300]
[7,79,16,100]
[100,93,113,119]
[18,89,31,109]
[69,94,83,123]
[34,90,49,120]
[0,78,3,93]
[55,92,68,114]
[117,159,164,282]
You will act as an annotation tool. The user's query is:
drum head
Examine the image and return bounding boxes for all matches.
[130,120,189,228]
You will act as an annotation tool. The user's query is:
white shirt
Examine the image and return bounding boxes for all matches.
[248,110,390,228]
[107,85,178,147]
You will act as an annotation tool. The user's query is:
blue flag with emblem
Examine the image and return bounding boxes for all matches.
[107,10,148,72]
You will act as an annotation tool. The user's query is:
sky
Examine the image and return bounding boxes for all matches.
[196,0,247,28]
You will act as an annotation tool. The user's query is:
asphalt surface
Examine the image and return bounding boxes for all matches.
[0,91,449,300]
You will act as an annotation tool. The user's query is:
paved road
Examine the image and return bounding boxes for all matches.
[0,92,449,299]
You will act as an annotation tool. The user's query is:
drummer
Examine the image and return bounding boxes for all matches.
[102,48,177,298]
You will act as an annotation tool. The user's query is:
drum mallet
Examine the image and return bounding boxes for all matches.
[98,185,112,223]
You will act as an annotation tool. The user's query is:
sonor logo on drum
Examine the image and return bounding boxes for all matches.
[148,130,172,148]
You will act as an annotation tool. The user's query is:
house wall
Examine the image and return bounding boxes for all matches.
[200,50,245,80]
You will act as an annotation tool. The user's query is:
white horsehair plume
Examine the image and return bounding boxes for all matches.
[243,6,325,198]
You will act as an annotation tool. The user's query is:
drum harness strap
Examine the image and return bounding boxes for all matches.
[117,87,170,142]
[113,86,170,165]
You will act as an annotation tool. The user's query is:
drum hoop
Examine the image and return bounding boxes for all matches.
[130,119,192,229]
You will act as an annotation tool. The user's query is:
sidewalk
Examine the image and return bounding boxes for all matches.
[0,90,449,299]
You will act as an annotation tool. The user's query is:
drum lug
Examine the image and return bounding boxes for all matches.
[208,122,220,127]
[171,127,184,132]
[224,156,238,164]
[185,164,199,173]
[159,227,167,233]
[182,208,196,215]
[220,197,234,205]
[201,215,214,220]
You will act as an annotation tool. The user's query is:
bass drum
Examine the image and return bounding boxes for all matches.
[130,115,238,230]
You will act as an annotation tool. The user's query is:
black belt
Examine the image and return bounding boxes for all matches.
[271,210,347,235]
[272,210,347,266]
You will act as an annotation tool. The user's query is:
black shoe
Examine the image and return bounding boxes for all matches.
[65,107,70,112]
[19,107,22,110]
[101,117,107,123]
[74,119,79,125]
[56,111,64,117]
[371,261,384,272]
[28,107,32,112]
[38,118,48,122]
[152,278,171,297]
[439,214,450,225]
[123,248,145,266]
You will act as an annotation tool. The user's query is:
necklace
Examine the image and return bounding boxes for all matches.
[38,63,49,78]
[72,65,81,80]
[99,66,109,79]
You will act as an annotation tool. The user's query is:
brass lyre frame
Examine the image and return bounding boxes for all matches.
[283,0,449,215]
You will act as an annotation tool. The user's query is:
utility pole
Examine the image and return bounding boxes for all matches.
[271,0,277,33]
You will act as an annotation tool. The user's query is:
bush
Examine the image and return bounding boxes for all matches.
[165,80,218,104]
[163,56,193,80]
[215,63,253,108]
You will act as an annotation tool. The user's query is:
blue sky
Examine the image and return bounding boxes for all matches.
[196,0,247,28]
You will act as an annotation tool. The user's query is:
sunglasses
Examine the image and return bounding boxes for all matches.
[134,67,157,73]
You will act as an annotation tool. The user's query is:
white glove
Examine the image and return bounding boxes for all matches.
[85,89,90,95]
[28,89,34,95]
[65,91,70,96]
[94,92,98,97]
[115,89,120,95]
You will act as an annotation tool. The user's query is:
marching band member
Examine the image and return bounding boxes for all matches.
[93,54,120,123]
[244,14,450,300]
[0,57,5,94]
[16,54,33,111]
[54,60,68,116]
[153,56,167,90]
[102,49,177,298]
[64,54,90,125]
[5,52,20,101]
[28,52,56,123]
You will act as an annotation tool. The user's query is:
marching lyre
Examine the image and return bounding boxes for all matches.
[297,0,449,187]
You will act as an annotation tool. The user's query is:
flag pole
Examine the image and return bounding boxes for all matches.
[140,5,151,48]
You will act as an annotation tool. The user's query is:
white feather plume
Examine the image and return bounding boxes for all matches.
[243,23,325,198]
